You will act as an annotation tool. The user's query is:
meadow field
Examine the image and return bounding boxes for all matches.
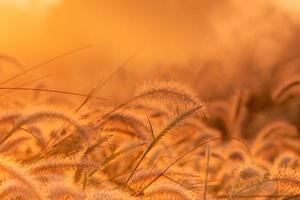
[0,0,299,199]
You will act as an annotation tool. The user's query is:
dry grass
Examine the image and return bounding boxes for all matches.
[0,54,299,200]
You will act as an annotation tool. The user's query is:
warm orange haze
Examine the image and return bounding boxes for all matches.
[0,0,299,199]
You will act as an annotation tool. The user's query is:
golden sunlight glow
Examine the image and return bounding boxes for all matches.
[1,1,300,200]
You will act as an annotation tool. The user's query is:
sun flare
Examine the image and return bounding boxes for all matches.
[0,0,60,10]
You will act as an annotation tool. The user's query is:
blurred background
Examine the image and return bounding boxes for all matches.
[1,0,300,103]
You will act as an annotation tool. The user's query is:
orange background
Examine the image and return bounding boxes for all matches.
[1,0,300,102]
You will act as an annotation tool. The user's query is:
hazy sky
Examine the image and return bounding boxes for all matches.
[1,0,299,62]
[1,0,300,100]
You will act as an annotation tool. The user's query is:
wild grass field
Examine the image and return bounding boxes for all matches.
[1,0,300,199]
[0,57,299,199]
